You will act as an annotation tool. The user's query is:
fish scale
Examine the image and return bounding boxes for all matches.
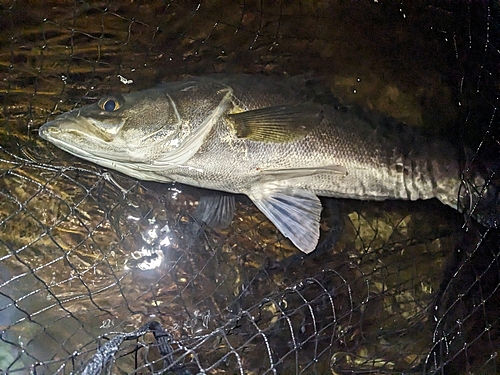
[39,74,466,253]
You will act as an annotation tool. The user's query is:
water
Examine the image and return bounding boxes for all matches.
[0,1,499,374]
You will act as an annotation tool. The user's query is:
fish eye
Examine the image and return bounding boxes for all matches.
[98,97,121,112]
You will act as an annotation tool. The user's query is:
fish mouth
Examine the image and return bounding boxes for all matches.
[39,117,173,182]
[39,117,78,141]
[39,119,98,160]
[39,116,144,165]
[39,114,116,143]
[39,115,123,162]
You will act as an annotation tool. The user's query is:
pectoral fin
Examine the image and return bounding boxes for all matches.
[227,104,322,143]
[193,194,236,228]
[248,187,322,253]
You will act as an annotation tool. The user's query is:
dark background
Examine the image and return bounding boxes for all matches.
[0,1,499,374]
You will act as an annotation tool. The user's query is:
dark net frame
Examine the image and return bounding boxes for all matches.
[0,1,499,374]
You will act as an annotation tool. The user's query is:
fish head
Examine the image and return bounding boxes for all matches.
[39,79,232,178]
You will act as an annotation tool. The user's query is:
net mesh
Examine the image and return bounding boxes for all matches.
[0,1,499,374]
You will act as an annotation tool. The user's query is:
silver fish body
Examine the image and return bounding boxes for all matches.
[39,75,462,253]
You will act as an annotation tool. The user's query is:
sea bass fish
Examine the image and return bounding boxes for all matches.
[39,74,467,253]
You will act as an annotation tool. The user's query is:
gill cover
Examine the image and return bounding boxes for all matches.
[148,81,233,169]
[39,79,234,173]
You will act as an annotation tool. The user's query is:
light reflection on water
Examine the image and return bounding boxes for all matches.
[128,220,173,271]
[0,144,462,373]
[2,1,496,373]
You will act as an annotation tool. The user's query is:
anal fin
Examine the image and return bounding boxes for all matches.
[248,187,322,253]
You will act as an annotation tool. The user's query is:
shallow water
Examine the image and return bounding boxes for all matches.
[0,1,499,374]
